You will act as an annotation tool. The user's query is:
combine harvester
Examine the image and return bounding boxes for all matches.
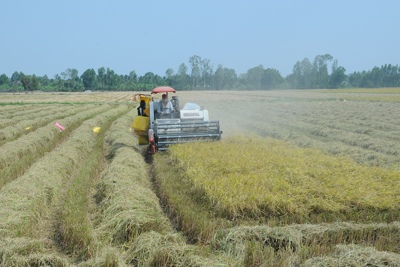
[132,86,222,153]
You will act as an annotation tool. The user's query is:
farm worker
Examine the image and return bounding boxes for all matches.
[137,100,148,116]
[158,94,173,114]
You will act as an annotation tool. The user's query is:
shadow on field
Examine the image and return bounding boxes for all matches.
[105,142,138,160]
[142,147,153,164]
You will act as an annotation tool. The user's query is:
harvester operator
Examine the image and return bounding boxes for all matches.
[137,100,148,116]
[158,94,173,115]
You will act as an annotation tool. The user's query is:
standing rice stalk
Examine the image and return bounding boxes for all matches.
[168,136,400,223]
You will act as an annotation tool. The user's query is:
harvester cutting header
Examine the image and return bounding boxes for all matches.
[132,86,222,153]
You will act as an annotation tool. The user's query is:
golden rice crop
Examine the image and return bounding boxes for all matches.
[168,135,400,222]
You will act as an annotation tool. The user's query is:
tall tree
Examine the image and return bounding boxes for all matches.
[313,54,333,88]
[140,72,155,84]
[214,64,224,90]
[21,75,39,92]
[0,74,9,85]
[81,68,96,90]
[189,55,201,88]
[105,68,119,89]
[329,60,346,88]
[165,68,174,78]
[10,71,24,84]
[128,70,138,83]
[176,63,189,90]
[262,68,284,89]
[246,65,264,89]
[200,58,212,88]
[59,68,82,91]
[214,65,237,90]
[39,75,50,87]
[97,67,106,89]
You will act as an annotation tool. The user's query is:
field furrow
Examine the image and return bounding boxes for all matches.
[0,105,114,188]
[0,104,130,266]
[0,105,54,129]
[0,104,93,146]
[84,109,228,266]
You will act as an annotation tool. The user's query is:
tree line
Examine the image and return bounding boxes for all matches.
[1,54,399,92]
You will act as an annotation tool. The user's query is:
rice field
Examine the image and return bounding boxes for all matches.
[1,89,400,266]
[166,136,400,222]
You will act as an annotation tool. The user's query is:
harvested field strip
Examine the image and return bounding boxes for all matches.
[88,110,228,266]
[273,109,400,138]
[95,113,172,246]
[0,104,33,114]
[259,125,400,169]
[349,95,400,102]
[304,244,400,266]
[0,92,134,104]
[242,101,400,168]
[261,116,400,157]
[0,105,113,188]
[0,105,129,265]
[153,152,232,244]
[57,108,124,259]
[212,222,400,265]
[0,104,92,145]
[0,237,70,267]
[167,136,400,223]
[250,118,400,169]
[0,106,53,128]
[263,120,400,168]
[324,88,400,94]
[250,101,400,141]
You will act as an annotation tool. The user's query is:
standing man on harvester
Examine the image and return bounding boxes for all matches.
[157,93,174,117]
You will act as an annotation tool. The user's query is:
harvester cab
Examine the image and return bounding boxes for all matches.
[132,86,222,154]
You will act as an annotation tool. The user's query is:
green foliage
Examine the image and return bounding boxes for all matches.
[348,64,400,88]
[2,54,400,92]
[81,68,96,90]
[0,73,10,85]
[21,75,39,92]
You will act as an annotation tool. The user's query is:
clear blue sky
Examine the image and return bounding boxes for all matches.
[1,0,399,78]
